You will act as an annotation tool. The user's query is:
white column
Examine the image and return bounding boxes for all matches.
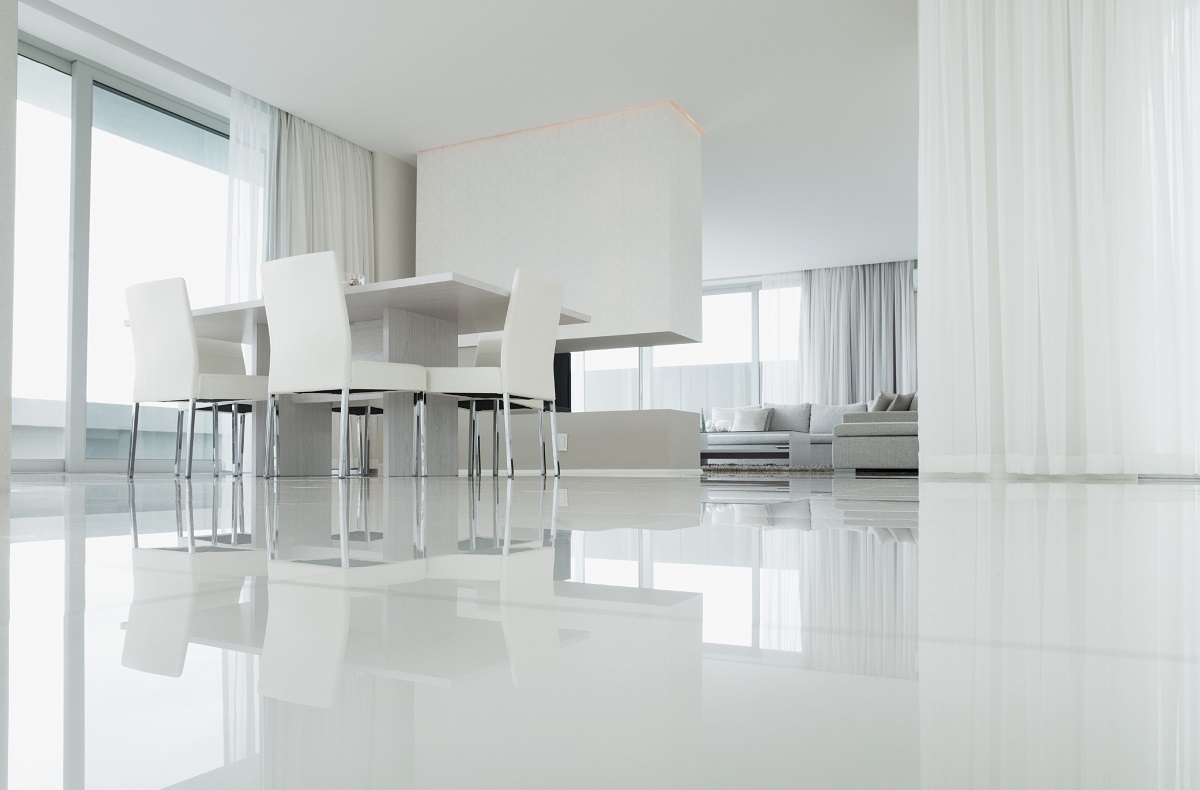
[0,0,17,488]
[371,152,416,282]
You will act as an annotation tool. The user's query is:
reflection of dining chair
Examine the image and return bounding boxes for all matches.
[261,252,428,479]
[123,479,265,676]
[425,269,564,477]
[125,278,268,478]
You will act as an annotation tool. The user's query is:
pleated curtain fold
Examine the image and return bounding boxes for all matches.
[225,90,375,302]
[761,260,917,406]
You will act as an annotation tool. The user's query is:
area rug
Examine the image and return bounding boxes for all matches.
[702,464,833,478]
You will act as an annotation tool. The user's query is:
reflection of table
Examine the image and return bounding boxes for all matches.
[190,273,589,477]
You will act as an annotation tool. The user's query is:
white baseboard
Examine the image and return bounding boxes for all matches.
[456,468,702,478]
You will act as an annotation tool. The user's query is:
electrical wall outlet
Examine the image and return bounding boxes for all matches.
[557,433,568,451]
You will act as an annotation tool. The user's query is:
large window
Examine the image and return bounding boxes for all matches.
[647,290,755,413]
[85,85,229,460]
[12,56,72,460]
[11,45,231,472]
[571,348,640,412]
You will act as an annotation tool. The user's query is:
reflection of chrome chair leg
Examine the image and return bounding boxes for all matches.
[502,478,514,555]
[338,480,351,567]
[549,477,559,547]
[128,481,139,547]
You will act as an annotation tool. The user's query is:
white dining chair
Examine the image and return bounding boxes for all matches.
[426,268,564,477]
[126,278,268,478]
[260,251,428,479]
[465,333,548,478]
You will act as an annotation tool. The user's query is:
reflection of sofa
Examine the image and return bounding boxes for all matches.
[832,412,918,472]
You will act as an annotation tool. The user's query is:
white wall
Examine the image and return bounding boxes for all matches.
[416,101,702,351]
[1,0,17,487]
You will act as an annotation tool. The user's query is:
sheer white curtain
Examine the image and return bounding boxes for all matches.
[919,0,1200,474]
[761,260,917,406]
[224,89,276,303]
[273,114,375,280]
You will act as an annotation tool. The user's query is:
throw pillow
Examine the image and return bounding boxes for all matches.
[871,392,896,411]
[763,402,811,432]
[710,407,737,426]
[732,407,772,432]
[809,401,868,434]
[887,392,915,411]
[910,392,918,411]
[713,420,733,432]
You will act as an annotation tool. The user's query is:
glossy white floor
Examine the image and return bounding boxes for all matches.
[3,472,1199,789]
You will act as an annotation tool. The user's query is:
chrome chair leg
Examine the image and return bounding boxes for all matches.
[126,402,140,478]
[467,401,478,478]
[502,393,514,478]
[411,393,420,477]
[493,400,500,477]
[338,389,351,479]
[538,405,547,477]
[549,400,561,477]
[184,399,197,479]
[212,405,221,478]
[173,410,184,476]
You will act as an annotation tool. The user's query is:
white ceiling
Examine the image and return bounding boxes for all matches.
[32,0,917,279]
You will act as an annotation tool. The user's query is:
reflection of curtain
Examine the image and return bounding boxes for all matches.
[920,482,1200,788]
[760,527,918,679]
[920,0,1200,474]
[224,89,276,303]
[761,260,917,406]
[273,114,375,280]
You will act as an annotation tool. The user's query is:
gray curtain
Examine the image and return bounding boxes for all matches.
[271,113,375,279]
[762,260,917,405]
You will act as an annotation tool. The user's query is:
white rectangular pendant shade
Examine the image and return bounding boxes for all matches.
[416,101,702,351]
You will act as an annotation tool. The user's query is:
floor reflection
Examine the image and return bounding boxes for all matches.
[0,473,929,789]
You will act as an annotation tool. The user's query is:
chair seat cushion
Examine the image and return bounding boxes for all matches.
[349,361,426,393]
[427,366,503,396]
[196,374,268,402]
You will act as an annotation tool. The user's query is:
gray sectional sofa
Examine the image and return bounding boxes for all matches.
[701,402,869,467]
[701,396,919,471]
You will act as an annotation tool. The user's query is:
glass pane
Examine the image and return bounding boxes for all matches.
[12,57,71,460]
[571,347,639,412]
[86,84,229,460]
[648,292,754,413]
[759,285,803,404]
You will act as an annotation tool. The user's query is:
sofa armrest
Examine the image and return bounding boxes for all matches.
[843,412,918,424]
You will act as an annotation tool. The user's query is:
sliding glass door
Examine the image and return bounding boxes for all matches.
[12,56,72,461]
[85,84,229,461]
[11,44,231,471]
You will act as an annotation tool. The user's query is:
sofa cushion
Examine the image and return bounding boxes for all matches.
[871,392,896,411]
[834,422,918,437]
[764,402,811,432]
[810,402,867,434]
[887,392,915,411]
[808,433,834,445]
[732,407,772,432]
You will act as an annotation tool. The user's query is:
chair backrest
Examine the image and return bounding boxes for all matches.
[126,278,199,403]
[474,332,504,367]
[261,251,352,393]
[500,269,563,401]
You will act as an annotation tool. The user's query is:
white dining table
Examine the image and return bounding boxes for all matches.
[191,273,589,477]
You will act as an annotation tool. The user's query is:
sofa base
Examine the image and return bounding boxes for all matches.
[832,435,918,471]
